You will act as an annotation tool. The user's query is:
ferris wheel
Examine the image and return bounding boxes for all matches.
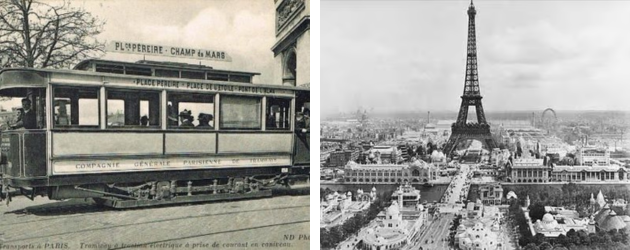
[541,108,557,133]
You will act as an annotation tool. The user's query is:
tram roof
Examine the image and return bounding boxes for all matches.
[74,59,261,76]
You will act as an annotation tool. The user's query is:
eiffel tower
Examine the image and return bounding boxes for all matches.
[443,0,497,156]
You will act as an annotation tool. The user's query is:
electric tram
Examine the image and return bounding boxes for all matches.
[0,59,309,208]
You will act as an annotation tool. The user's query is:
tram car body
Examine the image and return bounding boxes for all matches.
[0,60,309,207]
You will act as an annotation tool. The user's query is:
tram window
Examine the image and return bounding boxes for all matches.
[207,73,229,81]
[266,98,290,130]
[107,90,160,128]
[229,75,251,83]
[167,93,214,129]
[181,71,205,80]
[53,87,99,127]
[125,66,152,76]
[155,69,179,78]
[107,99,125,126]
[95,64,124,74]
[220,96,261,130]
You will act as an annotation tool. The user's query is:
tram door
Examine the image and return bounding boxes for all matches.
[1,88,47,178]
[292,91,309,166]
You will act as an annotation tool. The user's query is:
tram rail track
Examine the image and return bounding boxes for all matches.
[0,199,306,228]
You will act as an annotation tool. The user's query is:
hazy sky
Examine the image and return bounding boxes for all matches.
[2,0,277,109]
[322,0,630,116]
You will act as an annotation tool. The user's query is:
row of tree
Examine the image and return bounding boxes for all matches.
[320,192,390,249]
[448,214,462,247]
[504,183,630,218]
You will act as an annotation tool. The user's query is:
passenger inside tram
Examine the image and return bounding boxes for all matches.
[54,101,70,126]
[168,93,214,129]
[266,106,278,128]
[167,103,178,126]
[11,98,37,129]
[2,108,23,130]
[196,113,213,128]
[53,87,99,127]
[140,115,149,126]
[179,109,194,127]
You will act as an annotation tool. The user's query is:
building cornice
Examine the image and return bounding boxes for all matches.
[271,15,310,56]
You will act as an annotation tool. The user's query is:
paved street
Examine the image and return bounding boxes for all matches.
[0,195,309,250]
[408,214,455,250]
[442,164,472,204]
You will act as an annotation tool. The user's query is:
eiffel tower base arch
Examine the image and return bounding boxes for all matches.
[444,124,497,157]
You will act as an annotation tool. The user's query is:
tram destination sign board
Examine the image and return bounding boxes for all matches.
[100,77,295,97]
[106,41,232,62]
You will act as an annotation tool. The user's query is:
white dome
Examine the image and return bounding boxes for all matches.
[410,160,425,168]
[345,161,358,169]
[542,213,555,223]
[387,202,400,215]
[506,191,517,199]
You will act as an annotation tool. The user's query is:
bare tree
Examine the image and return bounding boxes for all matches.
[0,0,105,69]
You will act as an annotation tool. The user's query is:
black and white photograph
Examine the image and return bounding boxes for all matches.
[321,1,630,250]
[0,0,310,249]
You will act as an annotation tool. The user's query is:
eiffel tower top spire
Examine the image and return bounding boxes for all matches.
[464,0,480,97]
[468,0,476,15]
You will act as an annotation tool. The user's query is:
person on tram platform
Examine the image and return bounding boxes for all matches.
[11,98,37,129]
[179,109,194,127]
[296,107,309,133]
[302,108,310,131]
[196,113,213,129]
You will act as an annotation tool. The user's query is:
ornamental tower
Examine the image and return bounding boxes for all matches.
[444,0,497,156]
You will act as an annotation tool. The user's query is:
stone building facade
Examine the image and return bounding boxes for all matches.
[271,0,309,87]
[343,160,439,185]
